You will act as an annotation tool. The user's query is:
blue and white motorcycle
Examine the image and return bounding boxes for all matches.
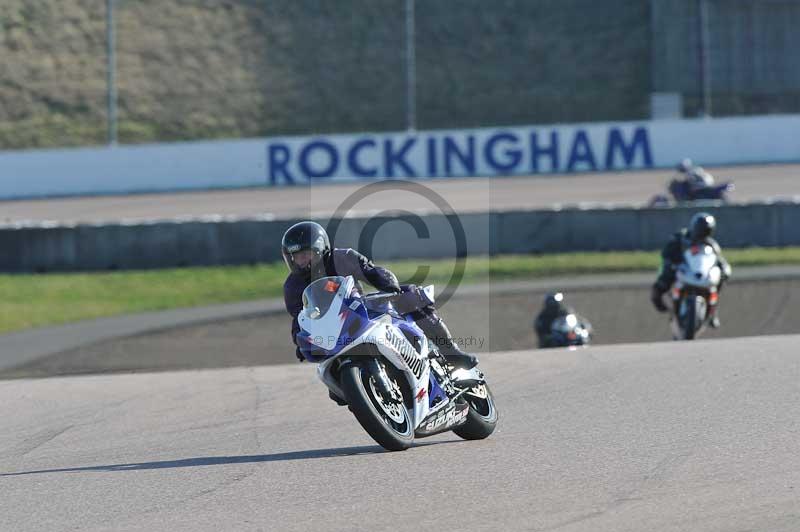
[297,275,498,451]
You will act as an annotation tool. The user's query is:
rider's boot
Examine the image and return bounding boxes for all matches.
[710,312,721,328]
[709,291,721,329]
[708,299,721,328]
[414,312,478,369]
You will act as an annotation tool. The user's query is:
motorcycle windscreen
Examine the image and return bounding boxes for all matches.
[302,276,347,317]
[681,246,720,286]
[299,276,354,351]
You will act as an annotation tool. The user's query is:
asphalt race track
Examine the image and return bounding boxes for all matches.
[2,163,799,531]
[2,163,799,224]
[2,334,799,532]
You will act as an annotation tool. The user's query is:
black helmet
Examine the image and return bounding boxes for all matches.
[281,221,330,277]
[544,292,564,312]
[676,158,693,173]
[689,212,716,241]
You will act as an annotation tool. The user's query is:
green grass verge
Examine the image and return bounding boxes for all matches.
[2,247,799,335]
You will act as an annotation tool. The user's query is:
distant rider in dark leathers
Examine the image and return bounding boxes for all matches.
[650,212,731,327]
[281,221,478,372]
[675,158,715,198]
[534,292,573,348]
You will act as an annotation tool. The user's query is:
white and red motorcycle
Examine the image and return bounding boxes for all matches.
[669,244,729,340]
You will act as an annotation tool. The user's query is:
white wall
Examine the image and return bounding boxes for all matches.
[1,115,798,199]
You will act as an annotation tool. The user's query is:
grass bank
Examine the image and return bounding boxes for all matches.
[2,247,799,334]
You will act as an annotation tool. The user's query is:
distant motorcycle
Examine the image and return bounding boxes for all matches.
[649,178,734,207]
[539,313,593,348]
[668,244,726,340]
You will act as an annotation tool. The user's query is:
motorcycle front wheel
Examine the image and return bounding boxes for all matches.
[340,362,414,451]
[682,295,698,340]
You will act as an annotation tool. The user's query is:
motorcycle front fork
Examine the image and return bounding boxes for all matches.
[671,291,720,316]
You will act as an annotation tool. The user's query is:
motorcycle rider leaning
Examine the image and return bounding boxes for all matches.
[650,212,731,327]
[534,292,573,348]
[282,221,478,372]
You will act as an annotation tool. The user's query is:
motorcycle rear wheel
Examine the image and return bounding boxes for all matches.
[453,383,498,440]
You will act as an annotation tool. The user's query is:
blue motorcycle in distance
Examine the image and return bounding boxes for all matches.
[649,178,734,207]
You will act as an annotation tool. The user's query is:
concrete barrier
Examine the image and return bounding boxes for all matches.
[1,201,799,272]
[4,115,800,199]
[492,202,800,254]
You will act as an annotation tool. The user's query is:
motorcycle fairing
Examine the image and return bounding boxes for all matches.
[300,276,454,431]
[676,245,721,289]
